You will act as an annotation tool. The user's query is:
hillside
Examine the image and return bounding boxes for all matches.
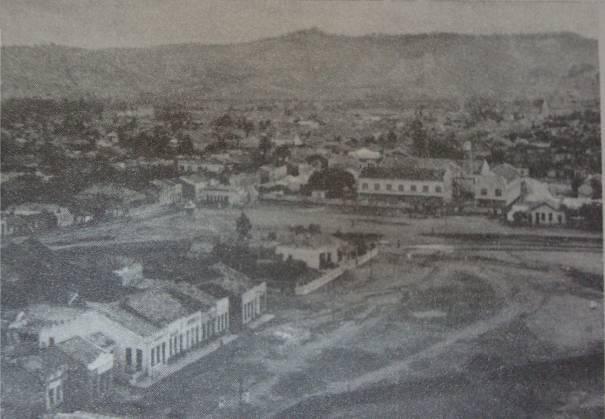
[1,29,599,102]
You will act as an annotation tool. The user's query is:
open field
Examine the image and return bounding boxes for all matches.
[33,203,603,418]
[40,203,602,250]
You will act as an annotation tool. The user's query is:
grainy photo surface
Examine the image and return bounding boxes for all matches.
[0,1,603,418]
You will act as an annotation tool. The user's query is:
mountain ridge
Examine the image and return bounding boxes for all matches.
[1,30,599,102]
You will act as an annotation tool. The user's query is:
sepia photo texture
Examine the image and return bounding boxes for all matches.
[0,1,603,418]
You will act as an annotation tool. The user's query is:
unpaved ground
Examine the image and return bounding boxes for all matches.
[130,247,603,418]
[40,204,602,418]
[39,203,602,250]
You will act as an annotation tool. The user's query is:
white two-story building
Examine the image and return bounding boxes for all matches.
[357,166,453,204]
[20,286,229,384]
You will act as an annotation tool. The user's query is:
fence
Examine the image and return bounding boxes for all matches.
[294,247,379,295]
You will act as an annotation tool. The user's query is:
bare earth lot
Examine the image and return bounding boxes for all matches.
[39,204,603,418]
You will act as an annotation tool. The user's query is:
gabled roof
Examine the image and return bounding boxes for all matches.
[348,148,381,160]
[492,163,522,183]
[505,177,559,209]
[57,336,106,367]
[527,201,563,212]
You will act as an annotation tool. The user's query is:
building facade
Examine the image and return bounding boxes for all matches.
[357,166,453,204]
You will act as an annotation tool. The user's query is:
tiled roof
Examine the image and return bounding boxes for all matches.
[123,288,199,327]
[92,283,217,337]
[57,336,106,366]
[208,263,258,295]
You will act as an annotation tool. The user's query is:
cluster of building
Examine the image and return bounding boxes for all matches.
[2,97,602,239]
[353,143,600,225]
[1,262,268,416]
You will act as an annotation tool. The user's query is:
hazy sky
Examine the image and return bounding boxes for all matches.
[0,0,600,49]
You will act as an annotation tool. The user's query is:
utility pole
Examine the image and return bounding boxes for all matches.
[238,374,244,417]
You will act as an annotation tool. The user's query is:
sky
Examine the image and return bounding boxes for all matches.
[0,0,600,49]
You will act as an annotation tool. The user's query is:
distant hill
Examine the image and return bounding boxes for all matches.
[1,29,599,102]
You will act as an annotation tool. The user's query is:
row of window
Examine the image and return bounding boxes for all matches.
[361,182,442,194]
[479,188,503,197]
[533,211,563,224]
[48,384,63,408]
[202,194,230,203]
[150,315,229,367]
[95,371,111,396]
[243,300,256,323]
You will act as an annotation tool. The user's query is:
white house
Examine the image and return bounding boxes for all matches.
[179,174,209,201]
[505,178,566,226]
[197,263,268,330]
[348,148,382,168]
[149,179,183,206]
[11,203,74,228]
[473,174,507,207]
[20,286,229,384]
[275,233,344,270]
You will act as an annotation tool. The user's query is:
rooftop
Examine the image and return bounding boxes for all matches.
[91,284,216,337]
[492,163,522,182]
[179,174,209,185]
[8,304,88,334]
[57,336,106,367]
[360,166,445,181]
[150,179,180,189]
[207,263,259,295]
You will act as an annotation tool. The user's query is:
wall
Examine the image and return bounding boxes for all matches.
[241,282,267,325]
[295,247,378,295]
[529,206,566,225]
[474,175,507,203]
[275,244,338,270]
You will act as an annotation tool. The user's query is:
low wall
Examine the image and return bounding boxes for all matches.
[294,247,378,295]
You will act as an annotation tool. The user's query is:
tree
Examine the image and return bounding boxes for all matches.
[305,168,355,199]
[386,130,397,144]
[178,135,195,155]
[571,174,583,198]
[236,212,252,240]
[243,120,255,138]
[410,118,427,157]
[579,203,603,231]
[273,145,290,165]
